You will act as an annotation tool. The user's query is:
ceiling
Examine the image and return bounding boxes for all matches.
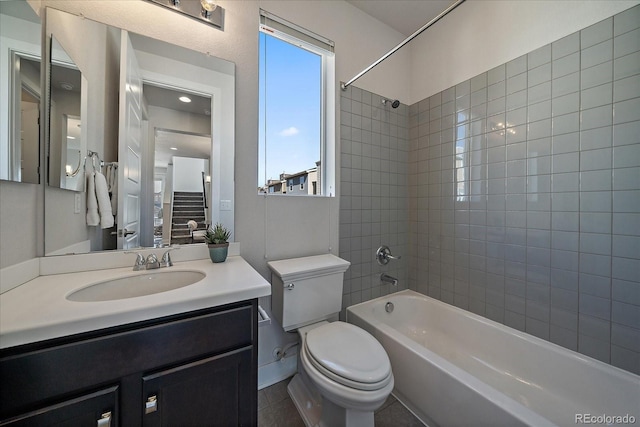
[154,130,211,171]
[143,84,212,116]
[346,0,457,37]
[143,84,212,172]
[0,0,39,23]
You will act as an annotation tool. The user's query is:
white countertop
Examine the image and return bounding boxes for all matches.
[0,256,271,349]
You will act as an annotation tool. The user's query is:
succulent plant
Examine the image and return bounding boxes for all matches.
[205,223,231,245]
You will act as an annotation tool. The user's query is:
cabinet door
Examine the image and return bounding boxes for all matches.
[142,346,254,427]
[0,386,118,427]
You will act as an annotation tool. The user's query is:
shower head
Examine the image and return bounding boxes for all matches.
[382,98,400,109]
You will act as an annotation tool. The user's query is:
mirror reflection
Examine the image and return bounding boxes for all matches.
[144,84,212,248]
[44,7,235,256]
[49,36,85,191]
[0,1,41,184]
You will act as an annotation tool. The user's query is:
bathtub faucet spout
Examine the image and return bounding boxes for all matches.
[380,273,398,287]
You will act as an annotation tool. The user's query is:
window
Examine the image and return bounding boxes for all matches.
[258,10,335,196]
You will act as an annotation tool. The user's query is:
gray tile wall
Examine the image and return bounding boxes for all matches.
[407,5,640,375]
[339,86,410,315]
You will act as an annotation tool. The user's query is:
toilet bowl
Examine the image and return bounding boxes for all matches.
[267,254,394,427]
[288,321,394,427]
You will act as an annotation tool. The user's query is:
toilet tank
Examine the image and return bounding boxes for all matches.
[268,254,350,331]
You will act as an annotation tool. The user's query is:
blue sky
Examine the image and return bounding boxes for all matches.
[258,31,321,187]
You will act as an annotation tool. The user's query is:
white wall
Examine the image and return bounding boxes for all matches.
[408,0,639,104]
[0,181,39,268]
[173,157,206,193]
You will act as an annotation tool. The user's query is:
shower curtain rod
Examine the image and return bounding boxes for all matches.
[341,0,466,91]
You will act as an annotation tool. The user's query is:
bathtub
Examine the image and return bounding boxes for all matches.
[347,290,639,427]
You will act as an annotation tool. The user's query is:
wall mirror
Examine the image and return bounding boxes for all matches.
[0,1,41,184]
[48,35,86,192]
[44,7,235,256]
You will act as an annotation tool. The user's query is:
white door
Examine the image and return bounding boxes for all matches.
[117,31,143,249]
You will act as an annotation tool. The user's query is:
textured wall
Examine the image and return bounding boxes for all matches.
[339,86,410,316]
[408,5,640,374]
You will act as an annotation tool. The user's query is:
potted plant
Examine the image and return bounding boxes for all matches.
[205,223,232,263]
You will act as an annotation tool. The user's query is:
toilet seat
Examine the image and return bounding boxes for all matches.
[303,322,392,392]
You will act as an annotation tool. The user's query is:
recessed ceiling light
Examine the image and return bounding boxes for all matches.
[60,82,74,91]
[179,96,192,103]
[170,147,178,151]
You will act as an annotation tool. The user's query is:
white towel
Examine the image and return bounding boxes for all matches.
[86,172,99,226]
[95,171,114,229]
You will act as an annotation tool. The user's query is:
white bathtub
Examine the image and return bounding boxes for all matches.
[347,290,639,427]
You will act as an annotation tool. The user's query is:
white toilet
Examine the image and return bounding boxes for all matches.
[268,254,394,427]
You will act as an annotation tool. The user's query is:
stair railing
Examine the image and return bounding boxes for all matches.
[201,172,208,209]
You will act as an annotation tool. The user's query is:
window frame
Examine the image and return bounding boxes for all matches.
[258,10,335,197]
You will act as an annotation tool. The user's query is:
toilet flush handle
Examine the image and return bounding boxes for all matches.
[285,283,295,290]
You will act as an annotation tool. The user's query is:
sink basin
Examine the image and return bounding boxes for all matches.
[67,270,206,302]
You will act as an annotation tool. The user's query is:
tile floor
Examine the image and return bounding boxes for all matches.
[258,379,424,426]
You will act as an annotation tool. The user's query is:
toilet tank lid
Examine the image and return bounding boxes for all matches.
[267,254,350,281]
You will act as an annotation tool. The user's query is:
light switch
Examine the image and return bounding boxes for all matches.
[74,193,82,214]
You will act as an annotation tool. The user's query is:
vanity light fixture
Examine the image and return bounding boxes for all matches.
[179,95,192,103]
[145,0,224,31]
[200,0,217,18]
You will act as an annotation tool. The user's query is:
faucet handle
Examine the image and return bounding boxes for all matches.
[160,247,179,267]
[126,252,146,271]
[376,245,402,265]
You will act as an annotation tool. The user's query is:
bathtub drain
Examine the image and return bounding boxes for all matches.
[385,302,394,313]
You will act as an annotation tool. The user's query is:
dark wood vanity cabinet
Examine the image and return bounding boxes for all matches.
[0,300,258,426]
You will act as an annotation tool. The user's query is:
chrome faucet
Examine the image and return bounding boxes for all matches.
[145,253,160,270]
[160,248,177,268]
[131,253,146,271]
[380,273,398,287]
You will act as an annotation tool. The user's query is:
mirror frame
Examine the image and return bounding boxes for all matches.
[42,7,235,256]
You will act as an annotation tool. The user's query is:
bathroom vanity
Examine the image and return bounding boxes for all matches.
[0,255,270,426]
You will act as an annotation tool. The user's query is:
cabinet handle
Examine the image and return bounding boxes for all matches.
[145,395,158,414]
[97,411,112,427]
